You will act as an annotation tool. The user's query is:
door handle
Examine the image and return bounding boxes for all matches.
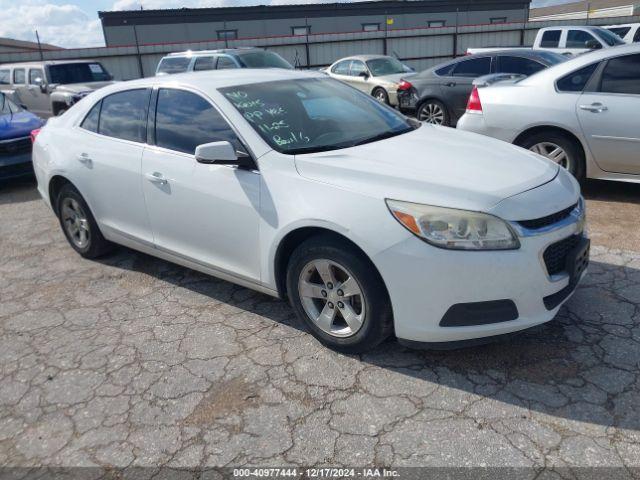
[77,153,91,164]
[444,82,457,87]
[579,103,608,113]
[145,172,168,185]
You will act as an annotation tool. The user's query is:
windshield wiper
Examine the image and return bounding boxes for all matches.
[350,127,413,147]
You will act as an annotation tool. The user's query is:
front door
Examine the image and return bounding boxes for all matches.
[347,60,371,94]
[141,88,261,282]
[576,53,640,174]
[23,68,51,117]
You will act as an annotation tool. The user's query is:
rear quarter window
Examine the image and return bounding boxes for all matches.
[556,63,598,92]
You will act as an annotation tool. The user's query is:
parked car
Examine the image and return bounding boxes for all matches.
[0,61,114,118]
[604,23,640,44]
[0,92,45,180]
[155,48,293,76]
[323,55,417,105]
[33,69,587,353]
[457,44,640,183]
[468,26,625,56]
[398,50,567,126]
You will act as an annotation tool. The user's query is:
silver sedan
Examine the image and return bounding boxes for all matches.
[457,44,640,183]
[324,55,415,106]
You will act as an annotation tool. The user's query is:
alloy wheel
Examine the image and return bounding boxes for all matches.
[298,259,366,338]
[61,197,90,249]
[418,103,445,125]
[374,90,387,103]
[529,142,571,170]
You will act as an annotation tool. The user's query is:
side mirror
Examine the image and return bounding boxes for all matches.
[358,71,370,79]
[195,141,254,168]
[585,40,601,50]
[34,78,47,93]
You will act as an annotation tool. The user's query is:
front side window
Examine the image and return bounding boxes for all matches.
[451,57,491,77]
[217,30,237,40]
[220,78,416,155]
[157,57,191,75]
[81,101,101,133]
[556,63,598,92]
[599,54,640,95]
[155,89,240,155]
[331,60,351,75]
[566,30,598,48]
[497,56,546,76]
[13,69,26,84]
[193,56,217,71]
[48,63,110,84]
[366,57,405,76]
[540,30,561,48]
[0,69,9,85]
[29,69,44,85]
[217,57,237,70]
[349,60,368,77]
[98,89,149,143]
[235,51,293,69]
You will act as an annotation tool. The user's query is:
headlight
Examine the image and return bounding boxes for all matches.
[386,199,520,251]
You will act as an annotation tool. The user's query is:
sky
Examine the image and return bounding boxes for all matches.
[0,0,577,49]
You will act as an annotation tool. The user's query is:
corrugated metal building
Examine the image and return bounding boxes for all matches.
[99,0,532,47]
[530,0,640,21]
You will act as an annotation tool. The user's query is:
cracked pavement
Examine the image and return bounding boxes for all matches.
[0,180,639,475]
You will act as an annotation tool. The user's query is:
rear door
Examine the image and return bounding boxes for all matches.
[442,56,492,121]
[576,53,640,174]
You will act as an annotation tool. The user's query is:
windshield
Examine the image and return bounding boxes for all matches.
[235,51,293,69]
[48,63,111,84]
[366,57,406,76]
[220,78,416,155]
[595,28,625,46]
[0,93,21,115]
[157,57,192,75]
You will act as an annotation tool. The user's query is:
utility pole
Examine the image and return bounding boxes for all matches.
[35,30,44,60]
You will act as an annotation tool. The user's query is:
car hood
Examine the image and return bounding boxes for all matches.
[52,81,114,94]
[0,110,44,141]
[294,124,560,213]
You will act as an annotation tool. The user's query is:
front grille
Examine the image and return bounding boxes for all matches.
[518,203,577,230]
[543,235,581,276]
[0,137,32,157]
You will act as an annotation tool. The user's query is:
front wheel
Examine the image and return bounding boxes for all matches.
[286,235,393,353]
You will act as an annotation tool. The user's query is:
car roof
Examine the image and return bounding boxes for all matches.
[520,43,640,85]
[335,54,393,63]
[95,68,324,96]
[0,60,102,68]
[165,48,261,58]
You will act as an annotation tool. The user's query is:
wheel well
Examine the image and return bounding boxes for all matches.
[513,126,586,161]
[48,175,72,215]
[274,227,385,300]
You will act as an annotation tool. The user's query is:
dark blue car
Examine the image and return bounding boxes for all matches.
[0,92,45,181]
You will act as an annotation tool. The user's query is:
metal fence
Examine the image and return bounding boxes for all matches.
[1,15,638,80]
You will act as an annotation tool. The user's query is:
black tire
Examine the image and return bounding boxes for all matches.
[56,184,113,259]
[516,130,585,182]
[372,87,389,105]
[416,99,450,126]
[286,234,393,353]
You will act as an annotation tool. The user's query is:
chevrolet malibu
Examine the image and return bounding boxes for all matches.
[32,69,589,353]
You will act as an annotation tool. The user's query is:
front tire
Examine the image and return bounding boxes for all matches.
[286,235,393,353]
[56,184,113,258]
[517,131,585,182]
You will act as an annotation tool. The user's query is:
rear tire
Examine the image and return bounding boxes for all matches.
[372,87,389,105]
[56,184,113,259]
[517,131,585,182]
[286,234,393,354]
[417,100,449,126]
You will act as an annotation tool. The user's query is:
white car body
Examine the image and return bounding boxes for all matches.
[604,23,640,44]
[458,44,640,183]
[33,69,587,347]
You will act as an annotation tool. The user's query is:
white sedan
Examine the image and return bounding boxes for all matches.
[458,44,640,183]
[32,69,587,352]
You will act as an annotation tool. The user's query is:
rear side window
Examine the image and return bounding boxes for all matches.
[566,30,598,49]
[451,57,491,77]
[13,69,26,84]
[599,54,640,95]
[157,57,191,75]
[217,57,237,70]
[556,63,598,92]
[634,28,640,43]
[98,89,149,143]
[0,69,9,85]
[81,101,101,133]
[540,30,561,48]
[154,89,241,154]
[497,56,546,76]
[193,56,216,71]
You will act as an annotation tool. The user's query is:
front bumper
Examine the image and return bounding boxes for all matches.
[373,207,587,344]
